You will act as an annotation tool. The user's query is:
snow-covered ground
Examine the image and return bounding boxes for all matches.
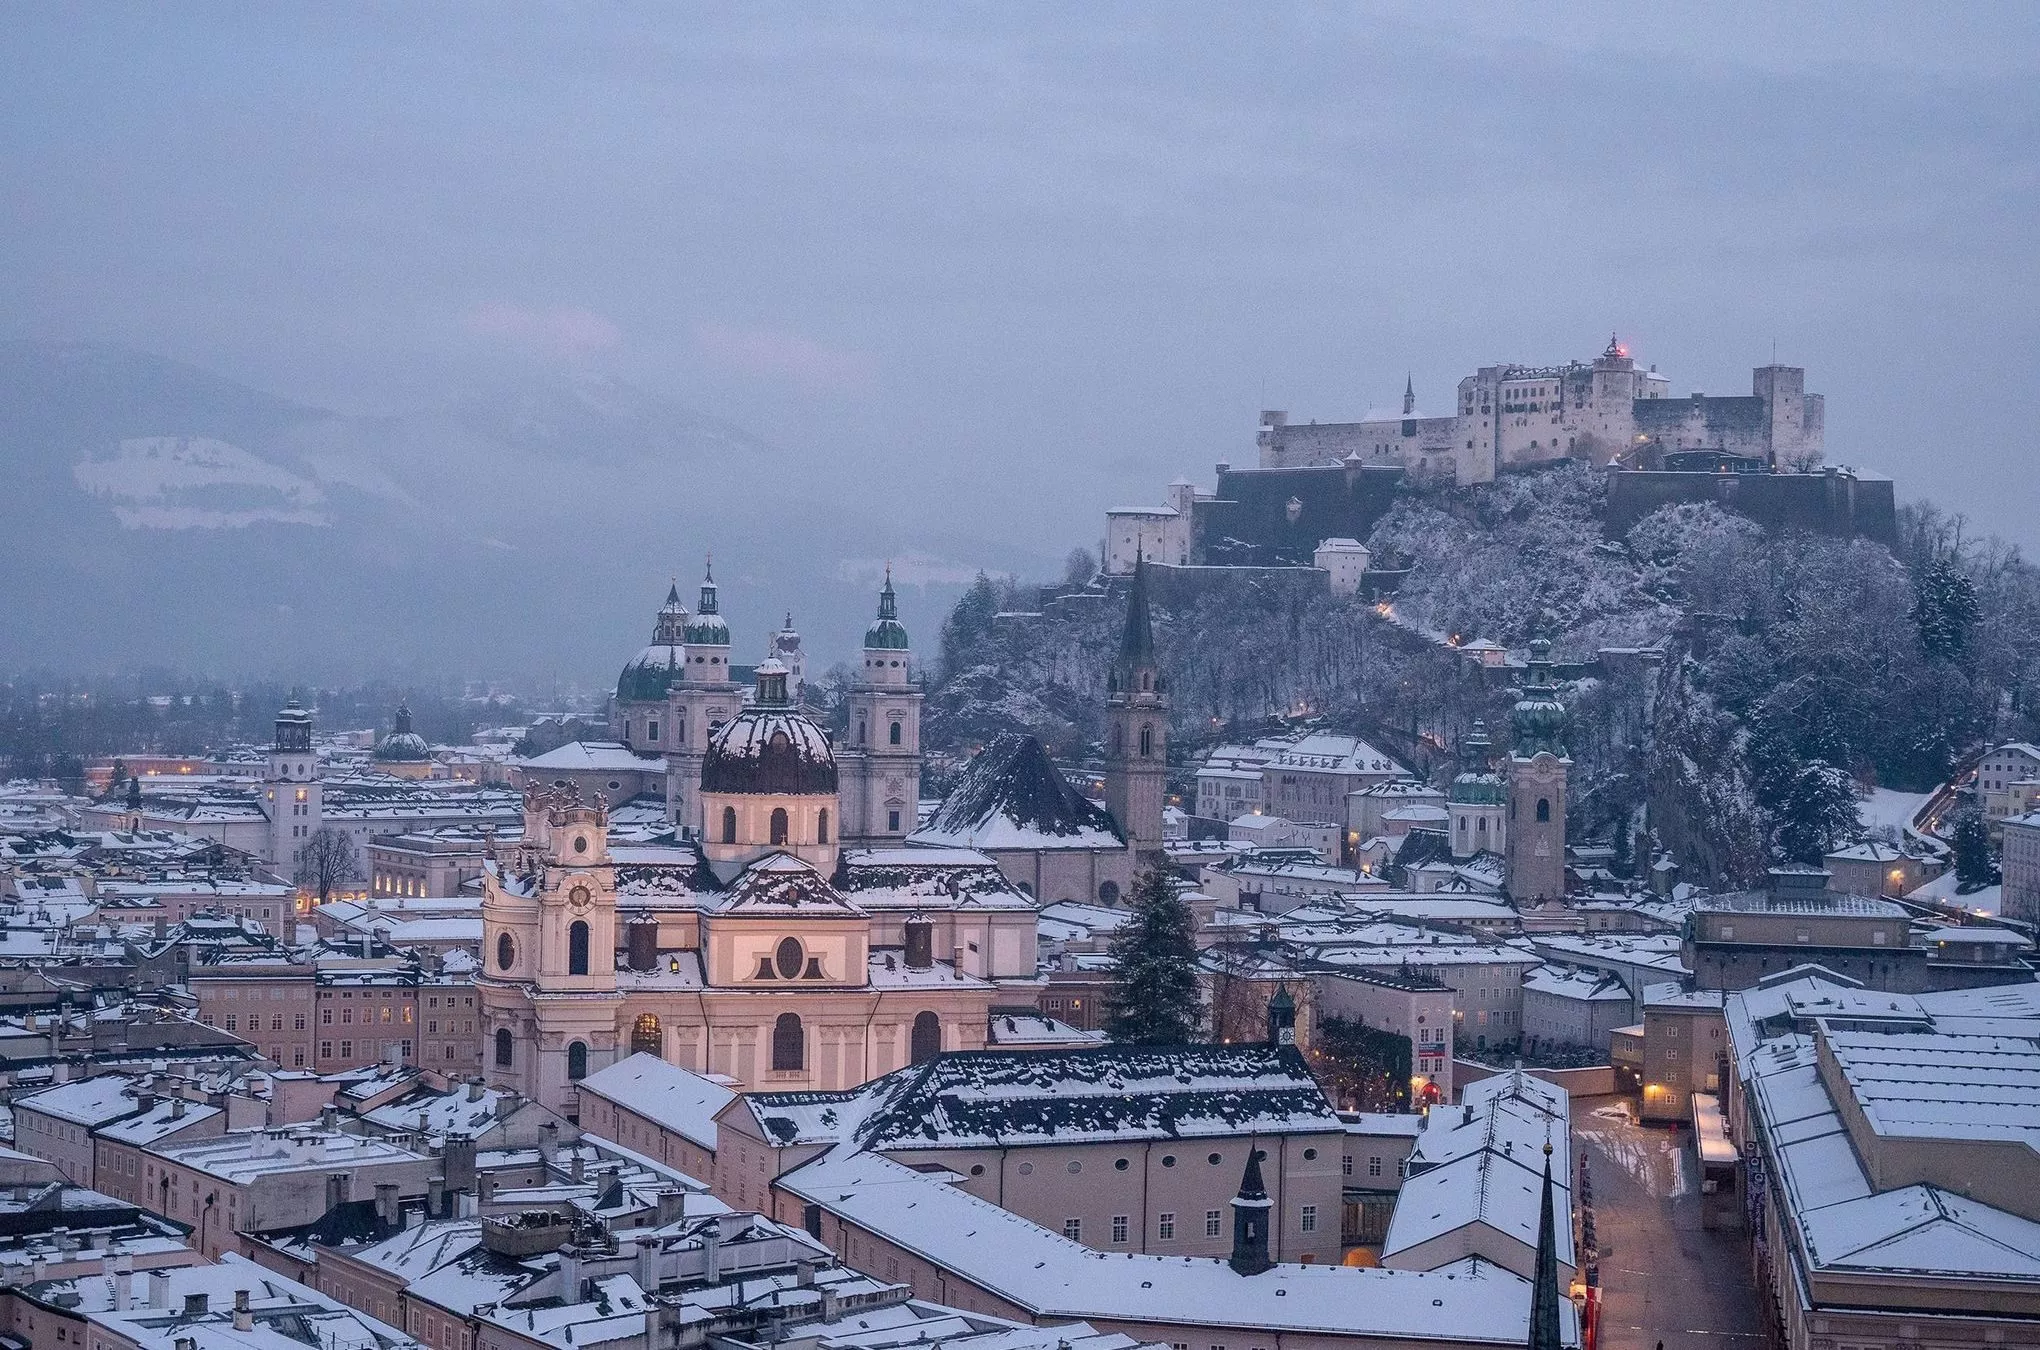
[1905,868,2002,916]
[1858,787,1933,842]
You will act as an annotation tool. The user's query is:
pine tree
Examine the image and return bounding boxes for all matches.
[1773,760,1860,865]
[1912,557,1981,661]
[1104,867,1205,1045]
[1950,804,2000,894]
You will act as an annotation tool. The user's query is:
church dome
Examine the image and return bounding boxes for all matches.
[373,703,430,762]
[700,660,837,795]
[617,583,689,702]
[617,642,684,702]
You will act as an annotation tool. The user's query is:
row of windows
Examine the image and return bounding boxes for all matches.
[1059,1206,1316,1245]
[494,1010,945,1077]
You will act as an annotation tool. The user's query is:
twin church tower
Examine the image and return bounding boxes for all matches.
[612,564,925,847]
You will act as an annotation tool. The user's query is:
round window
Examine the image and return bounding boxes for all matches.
[1208,1152,1222,1166]
[496,932,515,971]
[1113,1158,1129,1172]
[1303,1148,1318,1161]
[1161,1154,1176,1168]
[775,937,804,980]
[1066,1161,1081,1175]
[970,1164,986,1177]
[1017,1162,1033,1176]
[574,835,589,853]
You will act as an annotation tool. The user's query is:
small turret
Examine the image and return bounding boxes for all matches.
[1228,1149,1274,1276]
[1511,640,1568,760]
[1267,983,1296,1047]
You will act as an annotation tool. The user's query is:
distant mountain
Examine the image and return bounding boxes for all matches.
[0,341,1010,683]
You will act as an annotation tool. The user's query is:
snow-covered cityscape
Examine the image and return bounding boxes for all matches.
[3,10,2039,1350]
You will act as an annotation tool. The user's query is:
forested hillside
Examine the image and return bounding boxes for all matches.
[923,463,2040,886]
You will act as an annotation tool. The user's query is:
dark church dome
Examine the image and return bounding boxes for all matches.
[700,660,837,795]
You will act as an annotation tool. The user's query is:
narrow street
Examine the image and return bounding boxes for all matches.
[1573,1097,1771,1350]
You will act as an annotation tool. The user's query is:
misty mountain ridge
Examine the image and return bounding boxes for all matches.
[0,340,1009,682]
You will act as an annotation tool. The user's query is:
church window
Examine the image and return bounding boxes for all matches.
[632,1014,662,1055]
[856,719,867,745]
[1536,798,1551,823]
[911,1011,941,1065]
[775,937,804,980]
[1139,725,1153,756]
[567,1041,588,1081]
[722,807,738,844]
[497,932,515,971]
[568,921,591,976]
[816,809,829,844]
[772,1013,804,1071]
[889,720,902,745]
[770,808,789,846]
[755,956,778,980]
[647,720,660,743]
[887,810,901,832]
[1098,880,1120,905]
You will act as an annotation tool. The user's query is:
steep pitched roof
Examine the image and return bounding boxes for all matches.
[910,733,1126,851]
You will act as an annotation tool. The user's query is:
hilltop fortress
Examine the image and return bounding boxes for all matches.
[1107,336,1888,579]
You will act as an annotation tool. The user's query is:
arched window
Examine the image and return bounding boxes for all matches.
[1536,798,1551,823]
[1098,880,1120,905]
[1139,724,1153,756]
[816,808,829,844]
[632,1013,662,1056]
[496,932,515,971]
[568,921,591,976]
[772,1013,804,1072]
[494,1028,513,1067]
[721,807,737,844]
[567,1041,588,1080]
[889,720,902,746]
[911,1011,942,1065]
[775,937,804,980]
[770,808,789,845]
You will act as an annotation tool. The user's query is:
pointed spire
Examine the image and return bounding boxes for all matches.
[877,564,898,621]
[1116,552,1157,679]
[1403,372,1416,416]
[665,579,681,607]
[1228,1149,1273,1276]
[1527,1141,1563,1350]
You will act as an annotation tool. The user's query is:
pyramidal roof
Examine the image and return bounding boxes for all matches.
[1116,556,1157,676]
[910,733,1126,852]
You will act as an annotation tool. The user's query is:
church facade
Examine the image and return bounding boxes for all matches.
[482,659,1037,1112]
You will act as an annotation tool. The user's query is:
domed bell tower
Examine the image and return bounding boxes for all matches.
[1506,640,1571,903]
[843,567,923,844]
[665,557,741,834]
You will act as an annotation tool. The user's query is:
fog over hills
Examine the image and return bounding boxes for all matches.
[0,341,1025,684]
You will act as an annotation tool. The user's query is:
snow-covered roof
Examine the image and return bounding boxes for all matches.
[513,741,663,773]
[911,734,1126,853]
[746,1044,1337,1153]
[1522,964,1632,1002]
[779,1151,1575,1345]
[576,1052,735,1151]
[15,1076,144,1127]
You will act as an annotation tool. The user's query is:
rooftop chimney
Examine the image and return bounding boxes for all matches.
[233,1289,252,1333]
[149,1270,172,1309]
[428,1177,446,1219]
[183,1292,209,1316]
[375,1182,401,1229]
[655,1188,686,1227]
[467,1079,484,1103]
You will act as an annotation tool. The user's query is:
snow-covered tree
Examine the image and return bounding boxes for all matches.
[1104,867,1204,1045]
[1950,804,2001,893]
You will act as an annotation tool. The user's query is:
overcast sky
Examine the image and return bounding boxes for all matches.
[6,2,2040,565]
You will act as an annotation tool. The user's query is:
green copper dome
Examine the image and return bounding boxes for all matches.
[864,568,910,651]
[685,560,731,647]
[1511,639,1569,758]
[618,583,690,701]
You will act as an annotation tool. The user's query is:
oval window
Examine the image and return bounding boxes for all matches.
[1017,1162,1033,1176]
[1113,1158,1130,1172]
[1208,1152,1222,1166]
[1303,1148,1318,1161]
[574,835,589,853]
[1161,1155,1176,1168]
[775,937,804,980]
[496,932,515,971]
